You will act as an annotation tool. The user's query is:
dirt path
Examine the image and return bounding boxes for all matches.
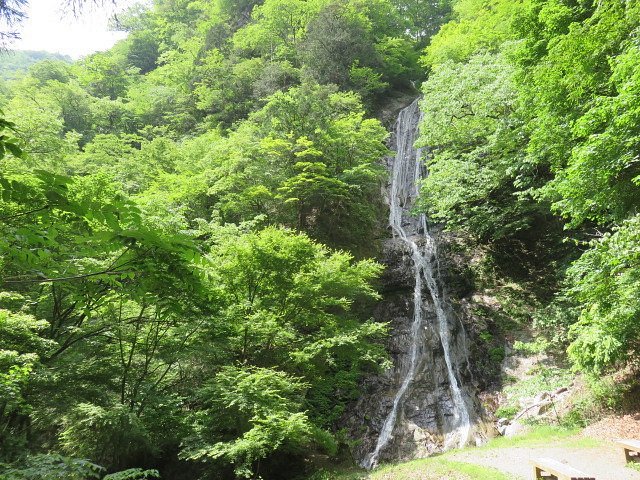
[449,442,640,480]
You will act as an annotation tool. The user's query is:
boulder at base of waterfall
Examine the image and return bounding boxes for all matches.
[496,417,509,435]
[503,420,528,437]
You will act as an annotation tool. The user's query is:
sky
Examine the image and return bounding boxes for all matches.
[11,0,141,59]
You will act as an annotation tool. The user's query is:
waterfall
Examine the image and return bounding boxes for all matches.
[361,98,472,470]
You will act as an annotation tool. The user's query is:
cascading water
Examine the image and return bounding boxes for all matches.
[361,98,473,470]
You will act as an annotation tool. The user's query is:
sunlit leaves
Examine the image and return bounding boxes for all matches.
[418,0,640,377]
[566,215,640,373]
[185,227,384,476]
[423,0,530,67]
[417,52,536,240]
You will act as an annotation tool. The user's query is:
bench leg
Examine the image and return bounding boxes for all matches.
[533,466,556,480]
[625,448,640,463]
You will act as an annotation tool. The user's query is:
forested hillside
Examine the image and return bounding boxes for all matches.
[0,0,639,479]
[417,0,640,377]
[0,0,445,478]
[0,51,72,81]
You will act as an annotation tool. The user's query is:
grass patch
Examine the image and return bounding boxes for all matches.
[498,365,574,420]
[303,466,365,480]
[495,404,519,419]
[478,425,600,450]
[372,458,514,479]
[503,365,573,399]
[305,456,515,479]
[628,462,640,473]
[305,425,602,479]
[560,374,638,428]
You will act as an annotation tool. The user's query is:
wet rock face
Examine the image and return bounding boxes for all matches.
[345,98,489,467]
[348,235,482,464]
[378,238,415,293]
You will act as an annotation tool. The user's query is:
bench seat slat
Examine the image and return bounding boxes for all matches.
[532,457,595,480]
[616,439,640,451]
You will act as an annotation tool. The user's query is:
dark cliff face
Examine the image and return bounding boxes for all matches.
[345,100,491,467]
[347,235,489,464]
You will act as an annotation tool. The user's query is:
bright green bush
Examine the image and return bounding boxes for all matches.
[567,216,640,374]
[59,404,155,471]
[0,454,103,480]
[103,469,160,480]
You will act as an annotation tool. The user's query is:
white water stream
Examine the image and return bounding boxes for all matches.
[362,98,472,470]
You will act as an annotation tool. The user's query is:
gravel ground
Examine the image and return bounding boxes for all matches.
[449,442,640,480]
[447,417,640,480]
[583,413,640,441]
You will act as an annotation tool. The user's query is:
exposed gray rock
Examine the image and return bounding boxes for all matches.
[534,392,551,404]
[344,99,490,467]
[346,232,490,464]
[503,421,528,437]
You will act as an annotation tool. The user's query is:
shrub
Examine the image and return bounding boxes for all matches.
[59,404,155,470]
[0,454,103,480]
[495,404,519,419]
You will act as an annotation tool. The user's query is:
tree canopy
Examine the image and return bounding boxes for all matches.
[416,0,640,377]
[0,0,434,477]
[2,0,640,477]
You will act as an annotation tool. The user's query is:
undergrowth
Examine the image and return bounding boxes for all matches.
[496,365,574,420]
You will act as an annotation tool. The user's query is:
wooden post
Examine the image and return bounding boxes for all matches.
[533,465,542,480]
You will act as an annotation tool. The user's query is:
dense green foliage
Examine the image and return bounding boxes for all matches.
[2,0,640,477]
[416,0,640,376]
[0,0,447,478]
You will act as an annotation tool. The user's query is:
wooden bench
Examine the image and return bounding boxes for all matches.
[616,438,640,463]
[531,457,595,480]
